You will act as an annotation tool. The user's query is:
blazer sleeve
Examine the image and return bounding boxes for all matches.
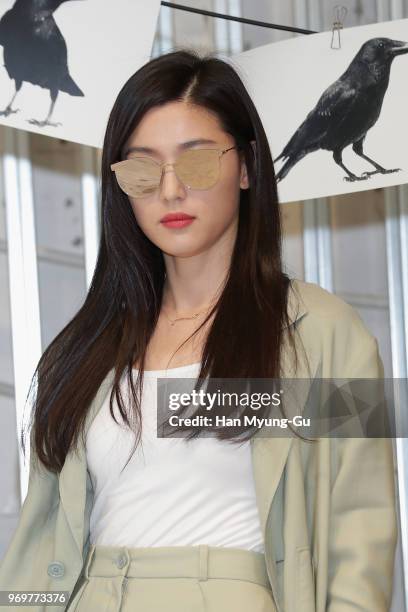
[0,427,58,591]
[326,336,398,611]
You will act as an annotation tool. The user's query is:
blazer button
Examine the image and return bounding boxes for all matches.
[47,561,65,578]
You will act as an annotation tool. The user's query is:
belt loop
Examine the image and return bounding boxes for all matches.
[84,544,96,579]
[122,547,131,576]
[198,545,208,581]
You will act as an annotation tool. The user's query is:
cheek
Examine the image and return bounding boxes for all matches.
[219,160,243,197]
[128,198,141,218]
[192,186,240,239]
[128,198,150,225]
[209,170,241,213]
[127,198,159,242]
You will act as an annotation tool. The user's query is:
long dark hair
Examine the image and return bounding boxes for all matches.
[23,47,310,474]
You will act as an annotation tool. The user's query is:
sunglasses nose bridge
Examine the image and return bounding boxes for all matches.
[162,162,176,176]
[162,161,174,170]
[160,161,180,183]
[159,160,186,192]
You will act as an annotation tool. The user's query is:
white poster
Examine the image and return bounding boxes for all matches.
[0,0,161,148]
[233,18,408,203]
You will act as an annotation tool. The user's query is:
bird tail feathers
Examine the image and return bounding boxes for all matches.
[60,74,84,97]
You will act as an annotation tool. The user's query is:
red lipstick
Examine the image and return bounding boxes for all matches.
[160,212,196,229]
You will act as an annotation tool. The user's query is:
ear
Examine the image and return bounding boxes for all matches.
[238,150,248,190]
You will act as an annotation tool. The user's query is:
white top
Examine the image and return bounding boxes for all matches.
[86,362,265,552]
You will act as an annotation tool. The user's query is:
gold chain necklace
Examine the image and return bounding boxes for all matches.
[161,273,224,326]
[162,303,214,326]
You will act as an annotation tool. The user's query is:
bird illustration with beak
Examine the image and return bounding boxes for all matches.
[0,0,85,127]
[274,37,408,183]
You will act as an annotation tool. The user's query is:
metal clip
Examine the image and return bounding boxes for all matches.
[331,5,348,49]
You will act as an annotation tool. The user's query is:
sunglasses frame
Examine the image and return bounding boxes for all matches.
[110,145,240,197]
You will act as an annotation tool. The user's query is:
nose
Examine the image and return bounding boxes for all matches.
[159,164,186,201]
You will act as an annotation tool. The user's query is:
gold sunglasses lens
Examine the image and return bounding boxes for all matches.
[113,157,161,198]
[176,149,220,189]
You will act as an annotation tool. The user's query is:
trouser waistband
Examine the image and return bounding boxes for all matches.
[83,543,270,588]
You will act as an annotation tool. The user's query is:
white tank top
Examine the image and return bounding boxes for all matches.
[86,362,265,552]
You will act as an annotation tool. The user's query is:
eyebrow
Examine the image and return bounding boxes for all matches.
[123,138,218,157]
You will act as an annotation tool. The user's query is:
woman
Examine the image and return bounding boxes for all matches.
[0,49,397,612]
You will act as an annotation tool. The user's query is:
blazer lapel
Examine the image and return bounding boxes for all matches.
[250,278,308,541]
[58,367,116,558]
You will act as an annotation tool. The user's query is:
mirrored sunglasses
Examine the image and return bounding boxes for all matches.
[110,145,239,198]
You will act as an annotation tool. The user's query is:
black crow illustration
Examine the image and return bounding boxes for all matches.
[274,38,408,183]
[0,0,84,127]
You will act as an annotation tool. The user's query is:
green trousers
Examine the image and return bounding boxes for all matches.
[66,543,277,611]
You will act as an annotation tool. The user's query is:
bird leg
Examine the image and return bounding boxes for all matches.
[333,149,368,182]
[28,96,61,128]
[352,140,401,178]
[0,89,20,117]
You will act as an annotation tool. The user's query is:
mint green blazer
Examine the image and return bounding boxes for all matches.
[0,279,398,612]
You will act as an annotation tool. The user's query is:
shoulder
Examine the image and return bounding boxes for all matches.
[289,279,381,377]
[291,278,371,336]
